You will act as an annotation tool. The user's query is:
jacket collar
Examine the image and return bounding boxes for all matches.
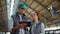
[16,12,25,17]
[31,20,41,25]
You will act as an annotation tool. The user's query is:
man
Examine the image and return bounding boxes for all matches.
[30,13,45,34]
[11,2,29,34]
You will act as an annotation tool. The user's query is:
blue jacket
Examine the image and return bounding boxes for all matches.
[11,12,28,34]
[30,21,45,34]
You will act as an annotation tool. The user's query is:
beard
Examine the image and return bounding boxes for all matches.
[18,12,24,15]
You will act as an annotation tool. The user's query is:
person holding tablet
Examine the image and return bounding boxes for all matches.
[11,2,30,34]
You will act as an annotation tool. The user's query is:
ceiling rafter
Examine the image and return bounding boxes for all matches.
[25,0,34,12]
[34,4,39,10]
[34,0,49,11]
[25,7,33,18]
[44,0,57,17]
[22,0,59,23]
[46,0,57,7]
[25,0,34,15]
[34,0,56,21]
[24,0,34,19]
[34,0,52,19]
[35,0,56,21]
[25,12,32,18]
[25,6,44,22]
[34,0,57,17]
[24,0,46,21]
[26,4,50,22]
[40,0,44,3]
[48,16,60,22]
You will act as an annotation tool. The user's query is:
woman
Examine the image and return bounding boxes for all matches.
[30,13,45,34]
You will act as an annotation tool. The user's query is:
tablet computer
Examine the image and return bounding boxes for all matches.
[19,21,31,27]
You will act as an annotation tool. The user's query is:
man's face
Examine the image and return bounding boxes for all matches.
[18,8,24,14]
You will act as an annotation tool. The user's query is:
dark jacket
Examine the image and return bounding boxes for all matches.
[30,21,45,34]
[11,12,28,34]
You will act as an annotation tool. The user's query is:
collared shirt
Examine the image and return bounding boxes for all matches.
[31,23,37,34]
[19,15,25,34]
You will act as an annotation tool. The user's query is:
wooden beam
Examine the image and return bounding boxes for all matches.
[25,0,34,17]
[26,4,50,22]
[34,0,49,11]
[40,0,44,3]
[23,0,50,22]
[46,0,57,7]
[34,0,56,21]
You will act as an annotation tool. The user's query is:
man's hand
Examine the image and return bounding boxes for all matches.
[12,23,27,32]
[19,23,27,28]
[24,27,28,31]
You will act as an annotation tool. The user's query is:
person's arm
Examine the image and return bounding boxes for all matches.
[11,15,27,32]
[40,23,45,34]
[12,23,27,32]
[10,17,18,32]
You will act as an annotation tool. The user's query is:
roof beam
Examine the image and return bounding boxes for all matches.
[34,0,49,11]
[24,0,34,18]
[26,4,50,22]
[46,0,57,7]
[25,0,34,12]
[40,0,44,3]
[23,0,50,22]
[34,0,56,21]
[42,0,56,15]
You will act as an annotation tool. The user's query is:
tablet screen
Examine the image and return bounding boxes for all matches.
[19,21,31,27]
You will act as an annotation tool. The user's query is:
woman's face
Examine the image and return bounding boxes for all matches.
[33,13,38,20]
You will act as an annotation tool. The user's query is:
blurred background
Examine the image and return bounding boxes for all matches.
[0,0,60,34]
